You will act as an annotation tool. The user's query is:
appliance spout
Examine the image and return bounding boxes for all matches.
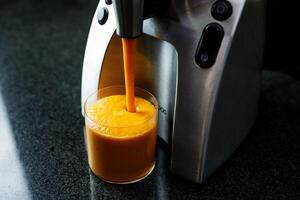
[112,0,144,38]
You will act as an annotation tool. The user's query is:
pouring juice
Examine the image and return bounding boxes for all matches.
[84,39,158,184]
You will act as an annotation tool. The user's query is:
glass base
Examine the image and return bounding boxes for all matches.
[91,163,155,185]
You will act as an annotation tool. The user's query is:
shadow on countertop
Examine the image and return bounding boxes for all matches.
[0,0,299,199]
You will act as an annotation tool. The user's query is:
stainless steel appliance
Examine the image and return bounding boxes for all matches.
[81,0,265,183]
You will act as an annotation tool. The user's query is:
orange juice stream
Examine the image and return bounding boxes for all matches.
[121,38,136,112]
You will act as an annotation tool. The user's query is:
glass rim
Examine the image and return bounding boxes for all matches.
[84,85,158,129]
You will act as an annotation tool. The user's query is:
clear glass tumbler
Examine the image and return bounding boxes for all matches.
[84,86,158,184]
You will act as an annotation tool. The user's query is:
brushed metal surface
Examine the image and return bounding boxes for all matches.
[98,34,178,144]
[81,1,116,115]
[81,0,265,183]
[201,0,266,181]
[142,0,252,182]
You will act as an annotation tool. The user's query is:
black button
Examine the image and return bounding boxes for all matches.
[97,7,109,25]
[195,23,224,68]
[105,0,112,5]
[211,0,232,21]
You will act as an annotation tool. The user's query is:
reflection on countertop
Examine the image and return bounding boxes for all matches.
[0,92,32,199]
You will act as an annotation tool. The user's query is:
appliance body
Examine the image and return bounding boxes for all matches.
[81,0,265,183]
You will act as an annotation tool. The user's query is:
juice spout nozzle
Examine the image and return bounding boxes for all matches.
[112,0,144,38]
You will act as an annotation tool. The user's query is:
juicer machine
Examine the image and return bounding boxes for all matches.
[81,0,265,183]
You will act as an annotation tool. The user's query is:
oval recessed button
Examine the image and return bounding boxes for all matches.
[195,23,224,68]
[97,7,109,25]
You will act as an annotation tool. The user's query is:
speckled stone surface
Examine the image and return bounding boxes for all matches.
[0,1,300,199]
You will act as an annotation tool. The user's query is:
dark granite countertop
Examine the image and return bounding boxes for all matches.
[0,0,299,199]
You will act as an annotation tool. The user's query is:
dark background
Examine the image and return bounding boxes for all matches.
[264,0,300,77]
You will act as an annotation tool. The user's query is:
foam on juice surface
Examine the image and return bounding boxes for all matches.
[86,95,156,138]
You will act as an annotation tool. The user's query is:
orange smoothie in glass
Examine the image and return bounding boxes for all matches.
[84,37,157,183]
[85,90,157,184]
